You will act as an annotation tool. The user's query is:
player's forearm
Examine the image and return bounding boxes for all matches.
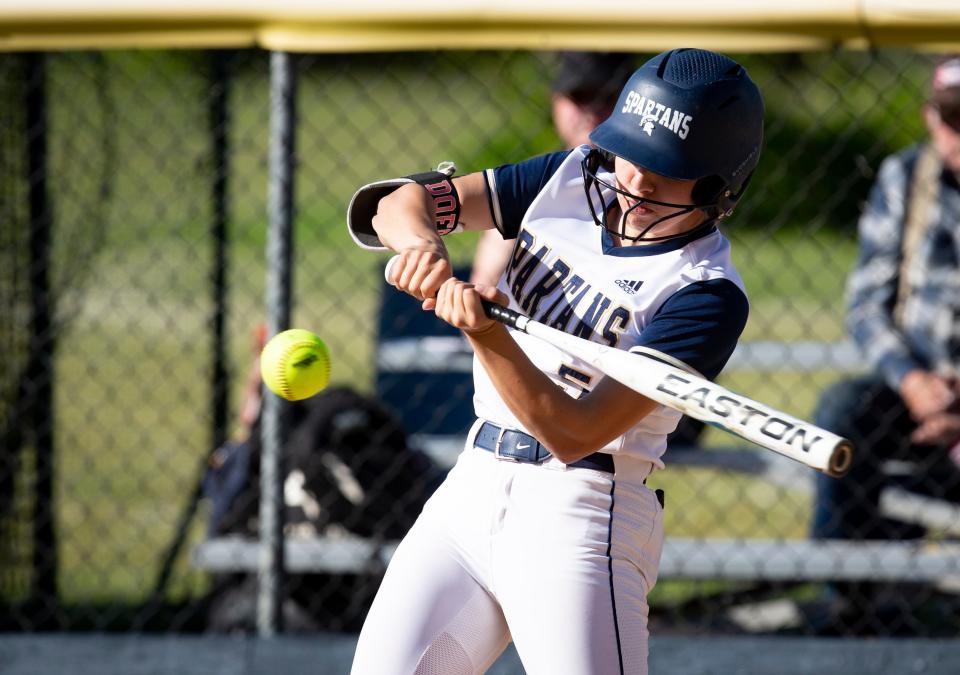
[466,329,617,462]
[372,183,446,255]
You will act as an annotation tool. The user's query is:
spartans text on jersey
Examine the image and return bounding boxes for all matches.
[506,231,631,348]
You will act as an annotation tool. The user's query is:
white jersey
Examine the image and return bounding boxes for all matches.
[475,145,746,467]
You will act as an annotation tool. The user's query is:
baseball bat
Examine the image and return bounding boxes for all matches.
[384,256,853,477]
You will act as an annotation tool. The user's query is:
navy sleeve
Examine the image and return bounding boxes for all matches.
[635,279,749,381]
[488,150,571,238]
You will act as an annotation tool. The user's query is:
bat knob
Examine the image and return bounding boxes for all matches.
[828,440,855,477]
[384,255,400,286]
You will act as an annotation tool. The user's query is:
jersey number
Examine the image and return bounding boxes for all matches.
[558,363,593,398]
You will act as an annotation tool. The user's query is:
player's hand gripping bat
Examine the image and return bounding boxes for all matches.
[385,256,853,477]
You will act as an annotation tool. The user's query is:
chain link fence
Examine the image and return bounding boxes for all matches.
[2,47,959,639]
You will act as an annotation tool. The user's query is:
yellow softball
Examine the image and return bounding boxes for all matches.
[260,329,331,401]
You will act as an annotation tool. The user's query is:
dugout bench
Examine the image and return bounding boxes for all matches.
[193,269,960,584]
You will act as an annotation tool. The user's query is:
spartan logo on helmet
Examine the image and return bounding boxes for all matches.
[623,91,694,140]
[584,48,765,242]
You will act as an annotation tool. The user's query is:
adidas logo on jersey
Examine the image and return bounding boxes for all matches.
[615,279,644,294]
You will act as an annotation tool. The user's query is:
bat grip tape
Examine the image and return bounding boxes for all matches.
[481,300,527,331]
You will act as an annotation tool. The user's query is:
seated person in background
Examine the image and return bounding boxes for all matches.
[811,55,960,616]
[206,324,442,542]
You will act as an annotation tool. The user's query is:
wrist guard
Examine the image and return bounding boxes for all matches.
[347,161,460,250]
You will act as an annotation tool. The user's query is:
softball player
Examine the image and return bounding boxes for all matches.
[348,48,764,674]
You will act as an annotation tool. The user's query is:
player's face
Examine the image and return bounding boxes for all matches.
[926,104,960,172]
[611,157,706,240]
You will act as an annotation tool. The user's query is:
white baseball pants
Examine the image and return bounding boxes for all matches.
[351,432,663,675]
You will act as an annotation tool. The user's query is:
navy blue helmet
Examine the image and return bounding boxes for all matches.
[585,48,764,239]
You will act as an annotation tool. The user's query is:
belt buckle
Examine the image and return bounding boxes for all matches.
[493,427,518,462]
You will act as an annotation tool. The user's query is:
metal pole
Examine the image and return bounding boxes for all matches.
[25,52,58,606]
[149,50,234,605]
[209,51,231,453]
[258,50,296,636]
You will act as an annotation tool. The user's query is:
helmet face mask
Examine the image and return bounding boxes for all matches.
[587,48,764,241]
[580,149,714,242]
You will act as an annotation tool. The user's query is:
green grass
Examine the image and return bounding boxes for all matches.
[10,48,930,606]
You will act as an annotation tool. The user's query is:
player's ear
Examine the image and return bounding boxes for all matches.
[692,175,725,208]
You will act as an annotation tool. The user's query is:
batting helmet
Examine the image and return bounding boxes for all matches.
[588,48,764,220]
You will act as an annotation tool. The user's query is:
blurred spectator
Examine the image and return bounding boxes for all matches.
[811,55,960,620]
[238,322,268,436]
[469,51,633,287]
[207,323,443,541]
